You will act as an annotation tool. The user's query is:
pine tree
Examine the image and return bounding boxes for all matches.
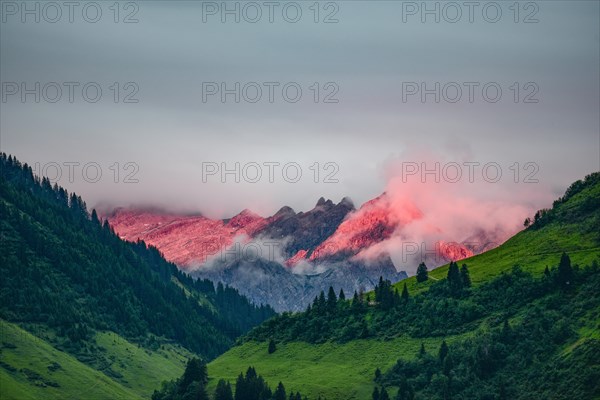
[419,343,426,357]
[557,252,574,289]
[179,358,208,394]
[274,382,286,400]
[234,373,245,400]
[91,209,100,225]
[372,387,380,400]
[460,264,471,288]
[501,319,513,343]
[396,377,414,400]
[401,283,409,302]
[544,265,550,278]
[327,286,337,311]
[443,353,454,376]
[438,340,449,363]
[447,261,462,293]
[374,367,381,381]
[379,387,390,400]
[215,379,233,400]
[338,288,346,301]
[268,339,277,354]
[416,262,428,282]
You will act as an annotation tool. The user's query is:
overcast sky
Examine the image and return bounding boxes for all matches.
[1,1,599,218]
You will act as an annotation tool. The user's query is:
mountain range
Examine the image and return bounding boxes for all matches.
[106,192,490,311]
[1,152,598,400]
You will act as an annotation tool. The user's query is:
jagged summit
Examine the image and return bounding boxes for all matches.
[338,196,355,209]
[274,206,295,218]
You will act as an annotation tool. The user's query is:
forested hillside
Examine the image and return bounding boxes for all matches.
[0,153,275,398]
[208,173,600,399]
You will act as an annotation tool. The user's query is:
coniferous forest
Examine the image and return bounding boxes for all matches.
[0,153,275,360]
[1,153,599,400]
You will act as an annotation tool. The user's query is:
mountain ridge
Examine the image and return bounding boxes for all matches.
[206,171,600,399]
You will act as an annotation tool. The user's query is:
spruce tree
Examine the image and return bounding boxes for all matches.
[379,387,390,400]
[419,343,426,357]
[460,264,471,288]
[557,252,574,289]
[438,340,449,363]
[274,382,286,400]
[234,373,245,400]
[268,339,276,354]
[372,387,380,400]
[327,286,337,310]
[215,379,233,400]
[416,262,428,282]
[396,377,414,400]
[338,288,346,301]
[179,358,208,394]
[447,261,462,293]
[401,283,409,302]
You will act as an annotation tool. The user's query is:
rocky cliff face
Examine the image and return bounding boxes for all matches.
[105,194,477,311]
[192,255,406,312]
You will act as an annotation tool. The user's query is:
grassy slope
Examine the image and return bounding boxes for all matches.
[208,335,468,399]
[208,179,600,400]
[397,180,600,295]
[0,319,191,400]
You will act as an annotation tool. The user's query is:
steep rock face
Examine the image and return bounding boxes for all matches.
[225,209,270,235]
[105,194,483,310]
[193,255,407,312]
[307,193,420,262]
[437,240,474,262]
[256,197,355,258]
[107,198,357,270]
[107,209,230,267]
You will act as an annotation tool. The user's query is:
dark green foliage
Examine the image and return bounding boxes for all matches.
[179,358,208,394]
[379,387,390,400]
[0,153,275,360]
[215,379,234,400]
[327,286,337,311]
[155,363,306,400]
[460,263,471,287]
[234,367,272,400]
[418,343,426,357]
[229,367,306,400]
[152,358,209,400]
[395,377,414,400]
[372,387,379,400]
[416,262,428,283]
[268,339,277,354]
[274,382,286,400]
[557,252,574,290]
[447,261,463,293]
[401,283,409,302]
[438,340,448,363]
[376,265,600,400]
[529,172,600,230]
